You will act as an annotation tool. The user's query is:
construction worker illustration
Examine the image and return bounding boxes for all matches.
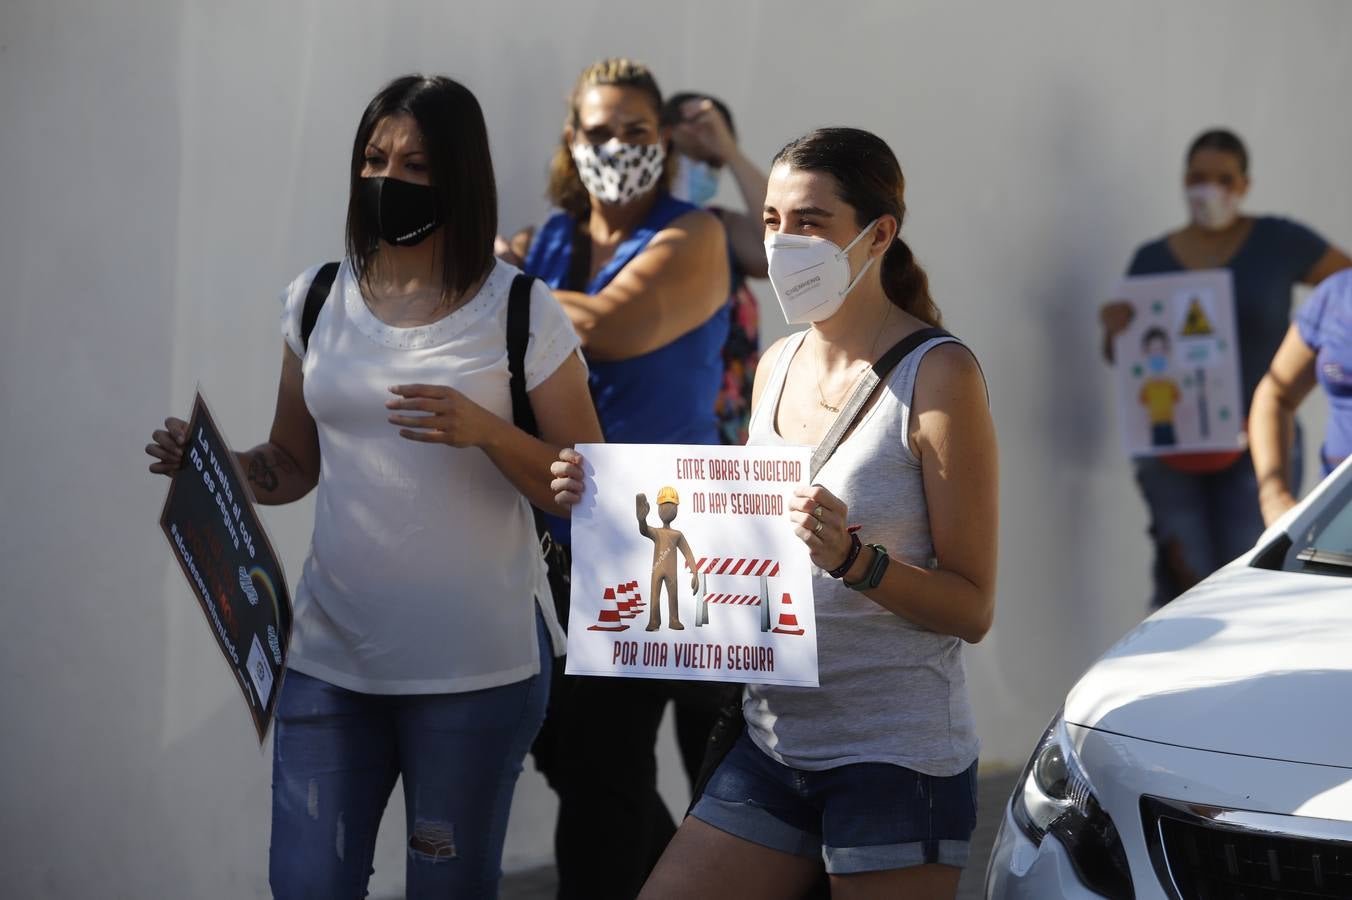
[1139,327,1181,447]
[636,486,699,632]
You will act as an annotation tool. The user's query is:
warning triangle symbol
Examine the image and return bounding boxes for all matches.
[1181,297,1214,337]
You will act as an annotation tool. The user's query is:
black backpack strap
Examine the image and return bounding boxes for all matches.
[300,261,340,354]
[507,273,567,581]
[507,273,540,435]
[809,327,951,479]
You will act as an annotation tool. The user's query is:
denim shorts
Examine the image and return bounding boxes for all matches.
[690,731,978,874]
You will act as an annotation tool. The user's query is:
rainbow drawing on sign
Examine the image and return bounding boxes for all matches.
[249,566,282,626]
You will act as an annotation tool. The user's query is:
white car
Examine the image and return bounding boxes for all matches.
[986,458,1352,899]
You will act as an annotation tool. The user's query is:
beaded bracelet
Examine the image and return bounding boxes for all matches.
[827,531,863,579]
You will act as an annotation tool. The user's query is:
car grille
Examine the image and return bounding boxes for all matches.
[1143,796,1352,899]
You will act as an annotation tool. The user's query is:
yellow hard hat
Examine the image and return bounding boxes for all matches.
[656,486,679,506]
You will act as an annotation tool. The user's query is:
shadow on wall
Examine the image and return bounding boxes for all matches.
[495,33,567,235]
[1033,77,1122,471]
[986,72,1149,712]
[151,700,274,898]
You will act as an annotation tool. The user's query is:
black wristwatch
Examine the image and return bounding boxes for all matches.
[844,544,889,591]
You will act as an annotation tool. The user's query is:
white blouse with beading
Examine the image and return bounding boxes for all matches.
[278,258,578,694]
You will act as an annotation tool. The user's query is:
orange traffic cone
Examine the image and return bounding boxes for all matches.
[587,587,629,632]
[617,582,636,618]
[628,581,645,610]
[771,592,805,636]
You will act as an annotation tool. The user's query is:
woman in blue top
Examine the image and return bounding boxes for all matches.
[520,57,732,899]
[1100,129,1350,607]
[525,60,730,446]
[1252,268,1352,524]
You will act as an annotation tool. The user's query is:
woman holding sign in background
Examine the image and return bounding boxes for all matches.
[146,75,602,898]
[514,58,733,899]
[555,126,998,899]
[1099,129,1350,608]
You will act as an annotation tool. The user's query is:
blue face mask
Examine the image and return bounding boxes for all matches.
[672,156,720,206]
[1147,353,1169,375]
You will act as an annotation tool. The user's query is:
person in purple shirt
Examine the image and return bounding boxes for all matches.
[1099,129,1350,607]
[1252,268,1352,524]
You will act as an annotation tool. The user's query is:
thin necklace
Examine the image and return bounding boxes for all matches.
[810,304,892,413]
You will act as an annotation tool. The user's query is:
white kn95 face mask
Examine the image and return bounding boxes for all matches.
[764,219,880,324]
[1186,183,1241,231]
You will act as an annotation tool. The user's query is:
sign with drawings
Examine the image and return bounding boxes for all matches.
[159,391,292,742]
[566,443,818,687]
[1112,269,1243,457]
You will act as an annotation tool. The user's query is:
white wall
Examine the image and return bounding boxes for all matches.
[3,0,1349,895]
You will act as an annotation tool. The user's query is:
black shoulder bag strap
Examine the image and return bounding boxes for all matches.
[688,325,954,818]
[507,274,569,589]
[809,327,952,479]
[507,273,540,434]
[300,261,341,353]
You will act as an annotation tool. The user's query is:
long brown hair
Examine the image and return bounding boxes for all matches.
[546,58,675,219]
[773,127,941,326]
[345,75,496,301]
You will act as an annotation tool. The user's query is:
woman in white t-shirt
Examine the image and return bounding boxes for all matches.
[146,74,602,898]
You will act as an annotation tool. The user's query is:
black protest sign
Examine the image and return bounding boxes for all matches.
[159,392,292,743]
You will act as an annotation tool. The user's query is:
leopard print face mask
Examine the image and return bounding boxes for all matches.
[570,139,667,205]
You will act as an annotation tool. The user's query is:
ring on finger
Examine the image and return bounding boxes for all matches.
[812,505,824,519]
[813,519,824,536]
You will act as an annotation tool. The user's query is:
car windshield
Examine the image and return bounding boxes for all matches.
[1266,476,1352,576]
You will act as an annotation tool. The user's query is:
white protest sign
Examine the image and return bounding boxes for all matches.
[1111,269,1243,457]
[566,443,818,687]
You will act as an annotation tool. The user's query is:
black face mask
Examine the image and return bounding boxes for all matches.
[358,176,441,247]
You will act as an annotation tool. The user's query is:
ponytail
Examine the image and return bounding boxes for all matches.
[881,236,941,327]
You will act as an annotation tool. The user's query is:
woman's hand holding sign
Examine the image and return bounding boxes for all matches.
[1099,299,1135,363]
[146,417,190,475]
[789,484,864,579]
[551,447,587,507]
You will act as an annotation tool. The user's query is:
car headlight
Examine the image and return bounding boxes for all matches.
[1011,713,1134,899]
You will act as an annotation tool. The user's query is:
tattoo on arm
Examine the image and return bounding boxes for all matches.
[246,447,298,495]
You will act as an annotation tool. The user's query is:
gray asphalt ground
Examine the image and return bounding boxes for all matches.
[500,767,1020,899]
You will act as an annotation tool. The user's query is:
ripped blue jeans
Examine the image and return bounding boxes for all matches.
[269,612,550,899]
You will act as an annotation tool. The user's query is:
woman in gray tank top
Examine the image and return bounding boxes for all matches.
[552,127,998,899]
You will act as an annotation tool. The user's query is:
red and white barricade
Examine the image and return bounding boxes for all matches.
[685,557,781,632]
